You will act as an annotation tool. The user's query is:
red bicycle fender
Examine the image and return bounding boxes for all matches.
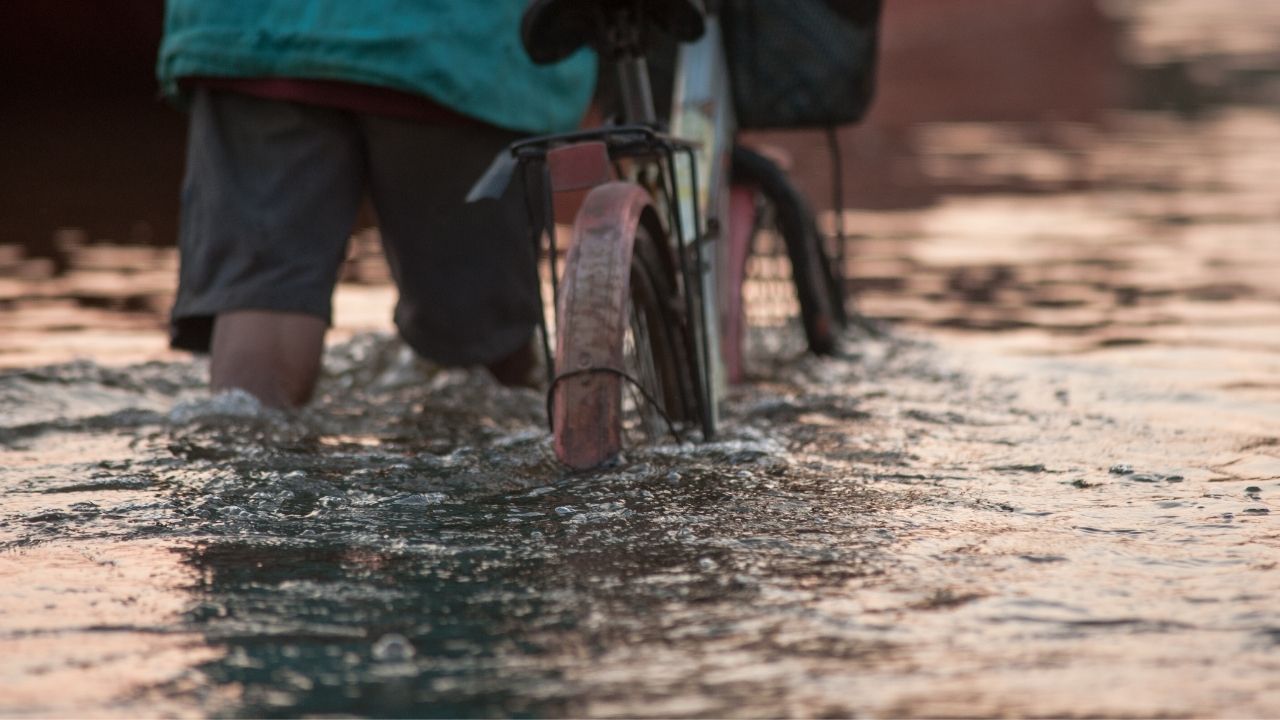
[552,182,655,469]
[722,183,758,384]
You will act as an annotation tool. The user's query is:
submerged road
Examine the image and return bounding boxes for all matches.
[1,320,1277,716]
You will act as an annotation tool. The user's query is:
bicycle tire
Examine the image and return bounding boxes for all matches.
[552,183,698,470]
[729,144,844,361]
[813,206,850,328]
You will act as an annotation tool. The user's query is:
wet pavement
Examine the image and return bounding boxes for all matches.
[4,1,1280,717]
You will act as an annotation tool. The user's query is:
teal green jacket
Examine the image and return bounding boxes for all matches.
[156,0,595,134]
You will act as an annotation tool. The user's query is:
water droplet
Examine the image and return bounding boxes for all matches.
[371,633,416,663]
[393,493,446,507]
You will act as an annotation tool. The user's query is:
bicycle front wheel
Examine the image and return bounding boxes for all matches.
[551,183,698,470]
[729,145,844,367]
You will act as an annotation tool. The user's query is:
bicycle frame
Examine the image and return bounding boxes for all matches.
[471,4,741,450]
[668,15,736,423]
[594,11,737,434]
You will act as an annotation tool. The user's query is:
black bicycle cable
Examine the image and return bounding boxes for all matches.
[545,366,685,444]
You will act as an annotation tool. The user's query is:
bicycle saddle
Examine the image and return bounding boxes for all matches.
[522,0,706,64]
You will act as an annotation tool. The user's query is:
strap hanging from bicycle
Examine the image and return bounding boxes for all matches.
[545,367,685,444]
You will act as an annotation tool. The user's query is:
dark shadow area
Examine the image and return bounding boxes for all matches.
[0,1,185,258]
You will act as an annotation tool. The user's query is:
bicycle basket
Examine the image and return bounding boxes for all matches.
[722,0,882,129]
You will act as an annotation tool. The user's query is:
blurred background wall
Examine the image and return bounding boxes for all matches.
[753,0,1125,209]
[0,2,184,258]
[0,0,1130,258]
[6,0,1280,246]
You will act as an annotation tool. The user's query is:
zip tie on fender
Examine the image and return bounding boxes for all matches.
[545,367,685,444]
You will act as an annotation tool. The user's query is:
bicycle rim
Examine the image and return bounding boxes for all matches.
[623,231,692,441]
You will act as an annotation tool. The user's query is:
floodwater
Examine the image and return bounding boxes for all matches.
[4,3,1280,718]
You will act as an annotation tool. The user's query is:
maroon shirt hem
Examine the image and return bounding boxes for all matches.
[181,76,484,127]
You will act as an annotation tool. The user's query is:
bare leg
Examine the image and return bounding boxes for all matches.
[210,310,327,408]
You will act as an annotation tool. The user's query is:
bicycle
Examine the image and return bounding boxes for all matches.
[470,0,848,469]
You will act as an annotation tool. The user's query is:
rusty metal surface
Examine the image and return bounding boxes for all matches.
[551,182,654,469]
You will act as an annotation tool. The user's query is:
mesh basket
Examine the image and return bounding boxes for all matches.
[723,0,882,130]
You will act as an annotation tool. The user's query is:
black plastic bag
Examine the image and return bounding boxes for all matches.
[723,0,882,129]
